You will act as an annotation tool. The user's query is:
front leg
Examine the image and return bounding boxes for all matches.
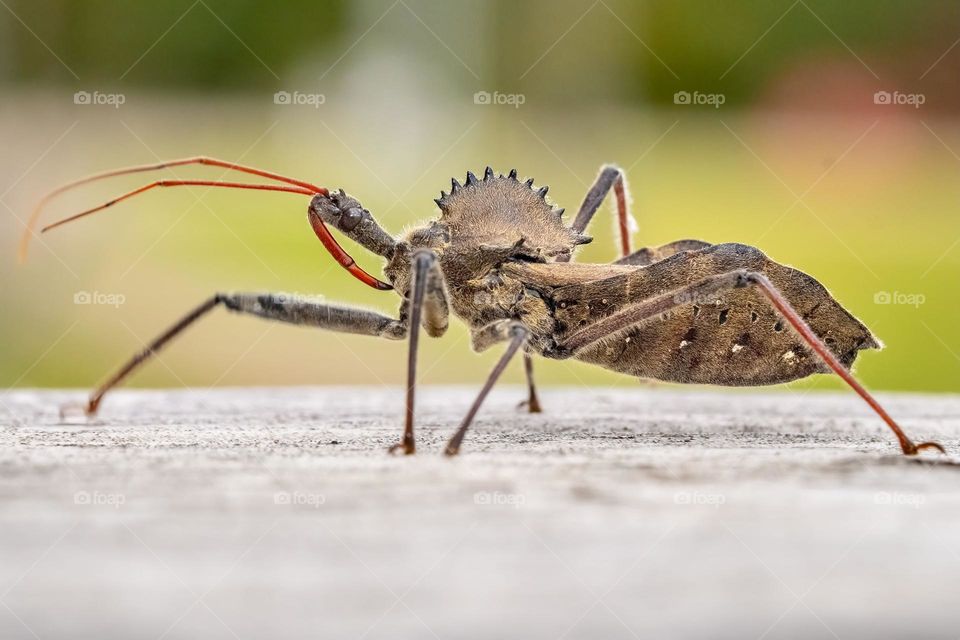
[71,293,407,417]
[389,249,449,455]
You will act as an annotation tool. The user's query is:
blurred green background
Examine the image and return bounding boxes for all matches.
[1,0,958,392]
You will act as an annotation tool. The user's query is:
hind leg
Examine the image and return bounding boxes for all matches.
[560,270,944,456]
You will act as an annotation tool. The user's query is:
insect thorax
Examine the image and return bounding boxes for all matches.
[384,169,588,334]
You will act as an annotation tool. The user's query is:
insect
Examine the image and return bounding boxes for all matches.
[21,157,945,457]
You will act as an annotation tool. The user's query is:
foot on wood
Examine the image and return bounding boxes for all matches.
[517,398,542,414]
[388,441,416,455]
[902,440,946,455]
[59,400,96,421]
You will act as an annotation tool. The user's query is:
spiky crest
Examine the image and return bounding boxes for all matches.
[433,169,589,257]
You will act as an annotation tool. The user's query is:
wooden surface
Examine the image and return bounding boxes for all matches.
[1,387,959,639]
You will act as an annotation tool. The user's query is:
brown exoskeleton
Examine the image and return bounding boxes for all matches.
[21,158,945,456]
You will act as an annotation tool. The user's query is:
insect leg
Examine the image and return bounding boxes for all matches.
[518,353,543,413]
[558,164,632,262]
[480,318,543,413]
[390,249,449,455]
[559,270,944,456]
[741,272,943,456]
[444,324,528,456]
[69,294,406,418]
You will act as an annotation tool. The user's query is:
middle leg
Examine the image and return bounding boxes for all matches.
[518,353,543,413]
[445,323,529,456]
[558,164,632,262]
[528,164,632,405]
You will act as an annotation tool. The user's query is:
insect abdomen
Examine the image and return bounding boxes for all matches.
[554,243,878,386]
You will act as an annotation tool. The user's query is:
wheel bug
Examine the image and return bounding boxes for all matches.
[21,158,945,456]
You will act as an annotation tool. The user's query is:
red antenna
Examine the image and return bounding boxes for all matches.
[19,156,391,290]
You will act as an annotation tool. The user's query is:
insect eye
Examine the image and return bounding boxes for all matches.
[338,207,364,231]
